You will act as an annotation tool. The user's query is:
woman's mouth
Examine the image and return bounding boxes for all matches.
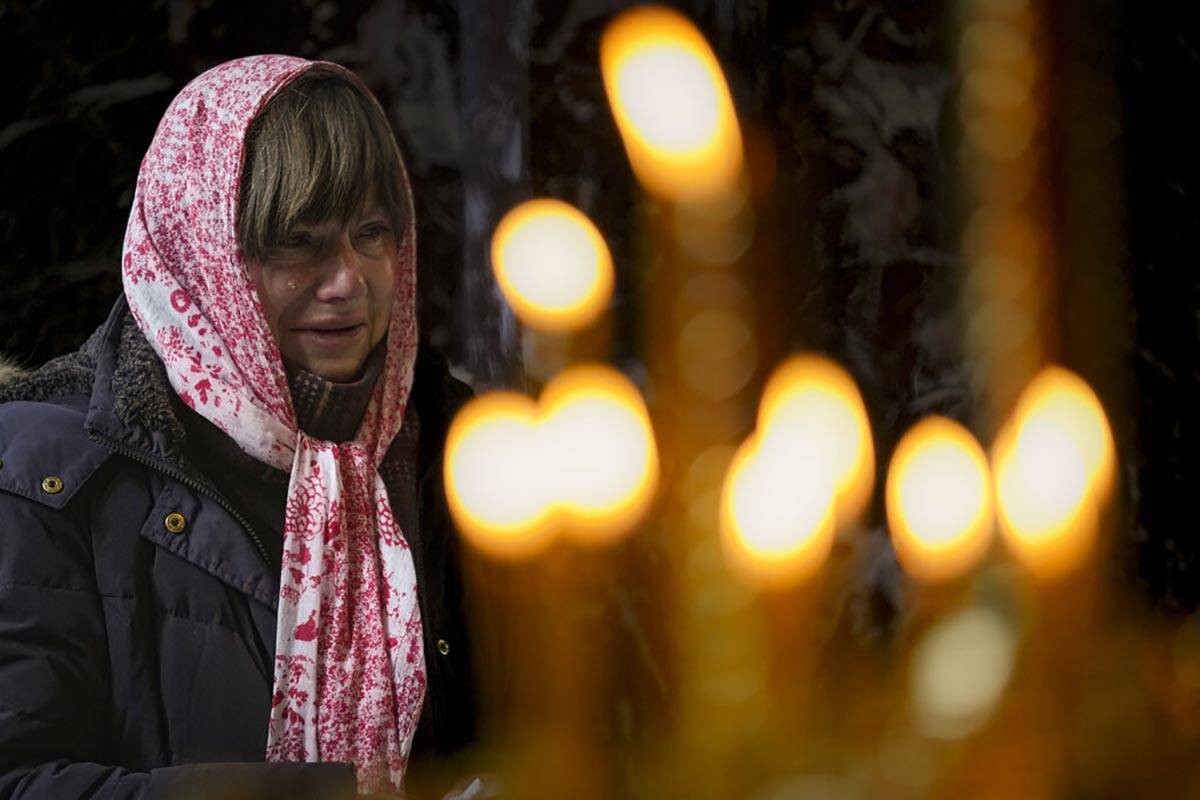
[297,324,366,343]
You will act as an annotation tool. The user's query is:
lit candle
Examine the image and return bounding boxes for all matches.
[601,7,765,793]
[946,0,1124,789]
[884,416,1009,784]
[717,354,874,777]
[443,364,659,796]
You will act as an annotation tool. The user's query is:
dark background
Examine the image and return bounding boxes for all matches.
[0,0,1197,615]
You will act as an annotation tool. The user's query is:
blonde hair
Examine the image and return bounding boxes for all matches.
[237,64,409,262]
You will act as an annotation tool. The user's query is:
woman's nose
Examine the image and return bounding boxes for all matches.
[313,235,367,302]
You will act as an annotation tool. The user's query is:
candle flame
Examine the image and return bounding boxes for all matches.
[758,356,875,523]
[887,417,994,583]
[490,199,614,331]
[444,365,658,558]
[993,366,1115,579]
[720,355,874,586]
[911,606,1017,740]
[601,5,744,200]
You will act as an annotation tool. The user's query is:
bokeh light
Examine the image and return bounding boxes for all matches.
[721,436,837,586]
[444,365,658,558]
[758,356,875,524]
[911,606,1017,740]
[600,5,744,200]
[721,355,874,586]
[993,366,1116,579]
[491,198,614,332]
[887,416,994,583]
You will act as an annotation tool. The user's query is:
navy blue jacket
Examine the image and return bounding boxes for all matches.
[0,296,477,798]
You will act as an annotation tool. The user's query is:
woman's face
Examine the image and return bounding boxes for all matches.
[248,203,397,382]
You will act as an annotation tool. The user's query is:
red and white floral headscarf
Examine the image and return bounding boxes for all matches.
[121,54,424,793]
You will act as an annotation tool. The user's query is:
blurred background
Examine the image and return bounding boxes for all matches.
[3,1,1200,796]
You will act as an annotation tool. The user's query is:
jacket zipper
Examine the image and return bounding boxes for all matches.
[88,430,275,571]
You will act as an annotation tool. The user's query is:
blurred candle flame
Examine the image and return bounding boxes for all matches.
[758,356,876,523]
[993,366,1115,579]
[911,606,1017,740]
[720,356,874,586]
[444,365,658,558]
[491,198,614,331]
[887,417,994,583]
[600,5,744,201]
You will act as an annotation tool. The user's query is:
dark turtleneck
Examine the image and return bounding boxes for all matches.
[285,338,387,444]
[176,338,422,569]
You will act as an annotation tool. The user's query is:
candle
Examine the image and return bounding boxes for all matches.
[716,354,874,779]
[443,359,658,796]
[601,7,763,794]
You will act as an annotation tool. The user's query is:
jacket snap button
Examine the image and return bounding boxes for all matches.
[40,476,64,494]
[164,512,188,534]
[436,639,450,656]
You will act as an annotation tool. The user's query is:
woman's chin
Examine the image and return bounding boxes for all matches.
[290,352,368,383]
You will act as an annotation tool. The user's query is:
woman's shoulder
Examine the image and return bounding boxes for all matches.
[0,394,112,510]
[0,394,116,593]
[0,320,117,514]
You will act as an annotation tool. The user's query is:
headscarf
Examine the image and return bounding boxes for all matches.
[121,54,424,793]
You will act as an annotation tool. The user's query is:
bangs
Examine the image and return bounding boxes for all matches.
[238,65,408,263]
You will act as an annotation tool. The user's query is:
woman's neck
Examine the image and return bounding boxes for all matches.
[286,339,386,443]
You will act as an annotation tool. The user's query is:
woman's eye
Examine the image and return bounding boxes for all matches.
[356,224,390,240]
[280,233,313,248]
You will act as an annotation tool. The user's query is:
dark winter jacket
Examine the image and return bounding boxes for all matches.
[0,294,477,798]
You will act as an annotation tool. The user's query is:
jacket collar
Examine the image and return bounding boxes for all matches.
[85,293,194,467]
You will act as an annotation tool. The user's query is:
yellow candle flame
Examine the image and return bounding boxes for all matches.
[721,355,874,586]
[757,357,876,523]
[600,5,744,200]
[444,365,658,558]
[887,417,994,583]
[490,198,614,331]
[993,366,1115,579]
[910,606,1016,740]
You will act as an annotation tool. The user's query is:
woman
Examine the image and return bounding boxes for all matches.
[0,55,477,798]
